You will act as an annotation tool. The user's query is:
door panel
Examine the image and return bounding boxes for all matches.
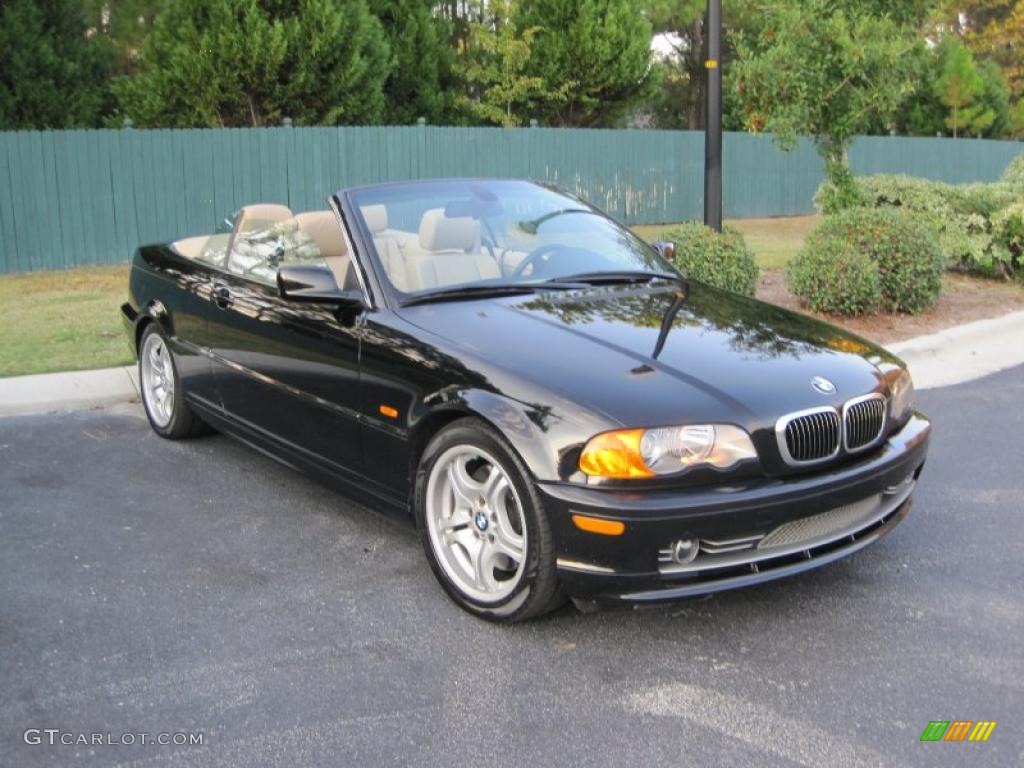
[206,273,363,476]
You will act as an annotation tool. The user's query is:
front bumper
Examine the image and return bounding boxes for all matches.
[538,412,931,603]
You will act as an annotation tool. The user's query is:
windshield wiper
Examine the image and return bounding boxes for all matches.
[401,283,577,307]
[543,270,683,286]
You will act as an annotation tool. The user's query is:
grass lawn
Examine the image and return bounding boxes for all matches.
[0,214,818,378]
[631,215,819,271]
[0,264,133,377]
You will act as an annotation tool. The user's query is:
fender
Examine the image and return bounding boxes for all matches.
[414,386,613,484]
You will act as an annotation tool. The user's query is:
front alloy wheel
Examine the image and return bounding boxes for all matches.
[415,418,563,622]
[426,445,528,603]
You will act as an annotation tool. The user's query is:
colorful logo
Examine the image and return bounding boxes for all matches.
[920,721,997,742]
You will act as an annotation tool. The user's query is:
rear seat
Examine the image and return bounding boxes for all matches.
[293,210,359,290]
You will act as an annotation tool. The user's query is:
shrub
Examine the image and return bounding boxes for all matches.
[788,238,882,315]
[1002,153,1024,188]
[790,208,944,314]
[806,208,944,313]
[662,221,759,296]
[993,203,1024,279]
[959,181,1018,217]
[815,173,1013,275]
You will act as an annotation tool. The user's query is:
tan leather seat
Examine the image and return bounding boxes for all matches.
[361,204,389,236]
[235,203,294,234]
[361,204,413,290]
[400,209,500,291]
[294,211,346,259]
[293,210,363,291]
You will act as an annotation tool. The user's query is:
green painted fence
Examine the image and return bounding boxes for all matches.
[0,126,1021,273]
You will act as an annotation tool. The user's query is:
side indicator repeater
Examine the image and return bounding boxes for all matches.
[571,514,626,536]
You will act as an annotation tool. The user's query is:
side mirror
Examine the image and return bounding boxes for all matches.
[277,264,362,308]
[651,240,675,260]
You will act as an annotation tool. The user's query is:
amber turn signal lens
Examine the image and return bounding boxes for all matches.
[571,514,626,536]
[379,404,398,419]
[578,429,654,478]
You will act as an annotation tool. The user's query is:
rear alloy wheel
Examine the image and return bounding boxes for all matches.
[416,418,563,622]
[138,325,210,439]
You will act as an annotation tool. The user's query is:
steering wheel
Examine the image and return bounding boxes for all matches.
[512,243,568,278]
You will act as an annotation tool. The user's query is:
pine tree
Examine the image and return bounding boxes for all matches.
[517,0,653,127]
[369,0,456,125]
[934,38,989,138]
[0,0,115,129]
[114,0,392,128]
[455,0,563,127]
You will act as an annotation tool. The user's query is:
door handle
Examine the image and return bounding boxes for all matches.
[213,282,233,309]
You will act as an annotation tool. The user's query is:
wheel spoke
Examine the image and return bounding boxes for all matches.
[447,460,481,508]
[492,524,524,563]
[481,465,503,503]
[472,539,498,591]
[492,495,525,562]
[438,506,471,533]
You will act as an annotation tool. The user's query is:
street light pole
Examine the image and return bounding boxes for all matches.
[703,0,723,231]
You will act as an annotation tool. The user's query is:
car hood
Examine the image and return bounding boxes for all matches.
[397,281,901,432]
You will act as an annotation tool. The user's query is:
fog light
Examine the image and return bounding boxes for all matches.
[671,538,699,564]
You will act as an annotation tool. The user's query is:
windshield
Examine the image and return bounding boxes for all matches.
[347,180,675,299]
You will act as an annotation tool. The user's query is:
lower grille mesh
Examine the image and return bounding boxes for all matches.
[757,494,881,550]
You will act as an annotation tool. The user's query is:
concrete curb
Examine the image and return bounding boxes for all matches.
[887,310,1024,390]
[0,365,139,418]
[1,310,1022,417]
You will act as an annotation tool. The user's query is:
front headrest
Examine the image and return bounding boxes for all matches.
[237,203,293,231]
[294,211,347,259]
[361,204,388,234]
[419,208,479,252]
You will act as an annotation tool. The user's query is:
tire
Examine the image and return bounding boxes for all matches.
[138,324,211,439]
[414,417,565,622]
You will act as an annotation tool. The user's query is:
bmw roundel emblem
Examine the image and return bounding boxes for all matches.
[474,511,489,531]
[811,376,837,395]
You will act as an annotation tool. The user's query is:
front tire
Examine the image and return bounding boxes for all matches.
[138,324,210,439]
[414,418,564,622]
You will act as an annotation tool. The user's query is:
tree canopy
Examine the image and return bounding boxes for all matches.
[934,37,994,138]
[114,0,391,127]
[518,0,654,127]
[731,0,916,186]
[369,0,456,124]
[0,0,114,129]
[1,0,1022,136]
[455,0,563,127]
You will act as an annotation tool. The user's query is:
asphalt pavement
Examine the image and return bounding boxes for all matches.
[1,367,1022,768]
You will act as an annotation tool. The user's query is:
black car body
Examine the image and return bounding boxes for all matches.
[121,179,930,621]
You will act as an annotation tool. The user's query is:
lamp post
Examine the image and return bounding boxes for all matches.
[704,0,723,232]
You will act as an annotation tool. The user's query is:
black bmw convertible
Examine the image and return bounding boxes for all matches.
[121,178,930,622]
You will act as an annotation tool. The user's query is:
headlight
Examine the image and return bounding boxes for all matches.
[887,368,915,423]
[579,424,757,479]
